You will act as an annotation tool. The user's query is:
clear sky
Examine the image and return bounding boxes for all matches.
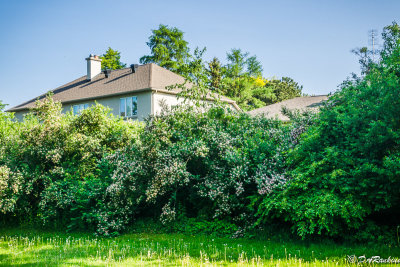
[0,0,399,109]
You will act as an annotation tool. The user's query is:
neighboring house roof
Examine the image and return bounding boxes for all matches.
[8,63,238,112]
[247,95,329,121]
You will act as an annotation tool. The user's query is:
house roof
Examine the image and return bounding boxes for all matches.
[8,63,238,112]
[247,95,329,121]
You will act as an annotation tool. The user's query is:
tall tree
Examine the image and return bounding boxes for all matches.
[221,49,270,110]
[224,49,263,78]
[207,57,222,91]
[247,55,263,77]
[220,48,303,111]
[100,47,126,70]
[140,24,190,74]
[225,49,249,78]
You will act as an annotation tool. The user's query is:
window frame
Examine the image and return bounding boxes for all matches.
[72,103,89,115]
[119,96,138,118]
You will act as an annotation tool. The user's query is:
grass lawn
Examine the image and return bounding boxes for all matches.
[0,227,399,266]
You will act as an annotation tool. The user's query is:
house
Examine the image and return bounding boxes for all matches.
[8,55,239,120]
[247,95,329,121]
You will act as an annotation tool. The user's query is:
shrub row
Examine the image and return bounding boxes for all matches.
[0,22,399,243]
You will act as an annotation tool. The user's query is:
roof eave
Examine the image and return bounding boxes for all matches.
[6,88,155,112]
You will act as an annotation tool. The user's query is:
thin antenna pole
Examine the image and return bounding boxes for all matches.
[369,29,378,61]
[372,30,375,61]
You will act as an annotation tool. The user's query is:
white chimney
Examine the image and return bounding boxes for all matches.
[86,54,102,80]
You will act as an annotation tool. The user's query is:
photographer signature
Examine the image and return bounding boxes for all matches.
[347,255,400,264]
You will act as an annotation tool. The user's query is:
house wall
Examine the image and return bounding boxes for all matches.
[152,92,238,114]
[63,91,152,121]
[13,91,153,121]
[12,91,237,121]
[13,110,29,121]
[152,92,184,115]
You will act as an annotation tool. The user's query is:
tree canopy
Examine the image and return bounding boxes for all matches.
[140,24,190,75]
[219,50,302,111]
[100,47,126,70]
[139,26,303,111]
[207,57,222,91]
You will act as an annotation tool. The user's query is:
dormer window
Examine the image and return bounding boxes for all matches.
[120,96,137,117]
[73,103,89,115]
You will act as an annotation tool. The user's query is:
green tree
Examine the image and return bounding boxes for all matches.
[225,49,249,78]
[207,57,222,91]
[221,49,261,110]
[381,22,400,58]
[221,77,270,110]
[224,49,263,78]
[267,77,303,102]
[351,46,370,74]
[246,56,263,77]
[217,48,304,111]
[140,24,190,74]
[256,22,400,239]
[139,26,302,111]
[169,47,214,108]
[100,47,126,70]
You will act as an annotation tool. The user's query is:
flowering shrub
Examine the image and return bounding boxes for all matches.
[0,96,142,231]
[97,105,299,235]
[0,93,315,236]
[0,166,22,213]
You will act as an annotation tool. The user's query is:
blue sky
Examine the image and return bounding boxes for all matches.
[0,0,399,108]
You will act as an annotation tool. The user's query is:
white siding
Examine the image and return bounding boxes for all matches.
[152,92,238,115]
[152,92,184,115]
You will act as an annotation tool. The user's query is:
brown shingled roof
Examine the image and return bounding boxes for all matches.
[10,63,233,112]
[247,95,329,121]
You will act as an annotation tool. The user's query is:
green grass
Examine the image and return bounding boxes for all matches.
[0,227,399,266]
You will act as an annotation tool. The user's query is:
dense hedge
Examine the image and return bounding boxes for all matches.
[1,23,399,242]
[0,98,306,236]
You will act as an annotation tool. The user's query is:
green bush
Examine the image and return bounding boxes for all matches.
[98,105,300,235]
[0,97,142,232]
[255,22,400,239]
[0,96,299,236]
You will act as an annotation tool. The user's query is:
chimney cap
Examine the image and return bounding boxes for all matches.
[86,54,102,62]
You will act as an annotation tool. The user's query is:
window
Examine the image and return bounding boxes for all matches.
[73,103,89,115]
[120,96,137,117]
